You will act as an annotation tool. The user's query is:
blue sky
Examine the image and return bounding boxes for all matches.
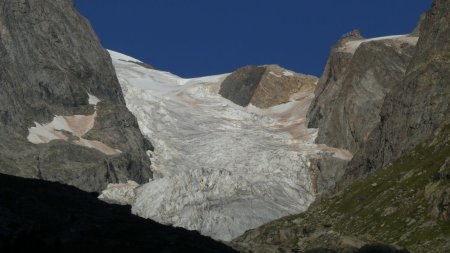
[75,0,431,78]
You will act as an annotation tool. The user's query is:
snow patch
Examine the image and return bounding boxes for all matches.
[108,49,143,63]
[269,71,281,78]
[283,70,294,76]
[27,94,122,155]
[340,35,418,53]
[88,93,100,105]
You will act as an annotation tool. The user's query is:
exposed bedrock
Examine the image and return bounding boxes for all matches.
[0,0,152,192]
[219,64,318,108]
[306,26,428,190]
[343,0,450,184]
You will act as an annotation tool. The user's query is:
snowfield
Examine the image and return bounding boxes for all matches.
[101,50,351,241]
[27,93,122,155]
[339,34,419,53]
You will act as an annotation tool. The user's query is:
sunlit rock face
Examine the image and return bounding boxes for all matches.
[307,31,420,188]
[219,64,317,108]
[308,33,419,155]
[102,50,351,241]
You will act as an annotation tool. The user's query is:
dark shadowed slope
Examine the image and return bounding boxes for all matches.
[0,173,237,253]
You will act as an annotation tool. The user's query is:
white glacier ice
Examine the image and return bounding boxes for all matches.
[103,50,351,241]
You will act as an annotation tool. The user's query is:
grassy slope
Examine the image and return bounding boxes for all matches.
[232,127,450,252]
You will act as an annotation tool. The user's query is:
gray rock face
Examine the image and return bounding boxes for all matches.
[411,13,426,36]
[219,65,266,106]
[307,31,418,190]
[309,156,348,193]
[429,187,450,221]
[307,0,449,191]
[0,0,152,192]
[308,34,418,154]
[344,0,450,182]
[219,65,318,108]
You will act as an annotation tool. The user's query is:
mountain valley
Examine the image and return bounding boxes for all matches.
[0,0,448,252]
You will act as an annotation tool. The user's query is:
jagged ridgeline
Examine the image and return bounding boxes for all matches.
[0,0,152,192]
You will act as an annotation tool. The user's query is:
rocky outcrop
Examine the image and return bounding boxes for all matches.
[309,156,349,193]
[343,0,450,183]
[429,187,450,221]
[219,65,266,106]
[429,157,450,221]
[0,173,237,253]
[306,0,450,190]
[411,14,426,36]
[0,0,152,192]
[307,31,418,191]
[307,32,418,155]
[220,65,317,108]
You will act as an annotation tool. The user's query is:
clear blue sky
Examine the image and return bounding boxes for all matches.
[75,0,431,78]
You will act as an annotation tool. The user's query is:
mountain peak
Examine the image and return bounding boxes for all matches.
[219,65,318,108]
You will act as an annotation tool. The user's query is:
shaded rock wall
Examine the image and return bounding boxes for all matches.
[0,0,152,192]
[219,65,266,106]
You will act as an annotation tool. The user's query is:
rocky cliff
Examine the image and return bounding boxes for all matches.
[220,65,317,108]
[306,31,419,191]
[0,0,152,192]
[308,0,449,190]
[307,31,418,154]
[344,0,450,183]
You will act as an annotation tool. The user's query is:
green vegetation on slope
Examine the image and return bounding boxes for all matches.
[325,126,450,250]
[233,126,450,253]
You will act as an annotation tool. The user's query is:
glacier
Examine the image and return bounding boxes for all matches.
[100,50,351,241]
